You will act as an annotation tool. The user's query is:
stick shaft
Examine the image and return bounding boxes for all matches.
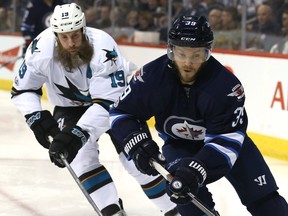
[0,56,22,69]
[151,160,218,216]
[60,154,102,215]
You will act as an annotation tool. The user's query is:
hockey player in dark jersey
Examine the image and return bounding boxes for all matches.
[109,15,288,216]
[21,0,66,56]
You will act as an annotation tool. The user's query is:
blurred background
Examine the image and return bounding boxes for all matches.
[2,0,288,53]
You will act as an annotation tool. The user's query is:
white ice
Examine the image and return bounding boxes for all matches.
[0,90,287,216]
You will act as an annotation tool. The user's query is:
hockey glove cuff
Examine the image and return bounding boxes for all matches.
[49,126,89,168]
[25,110,60,149]
[169,158,207,205]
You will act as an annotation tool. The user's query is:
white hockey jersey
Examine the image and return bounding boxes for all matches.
[12,27,137,141]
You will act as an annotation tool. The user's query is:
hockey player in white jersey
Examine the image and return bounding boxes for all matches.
[11,3,178,216]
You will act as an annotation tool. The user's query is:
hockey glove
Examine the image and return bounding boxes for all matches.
[25,110,60,149]
[168,158,207,205]
[124,131,165,176]
[49,126,89,168]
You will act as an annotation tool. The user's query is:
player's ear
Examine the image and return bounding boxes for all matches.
[167,43,174,61]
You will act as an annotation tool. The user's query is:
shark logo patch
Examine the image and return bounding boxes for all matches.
[103,48,118,66]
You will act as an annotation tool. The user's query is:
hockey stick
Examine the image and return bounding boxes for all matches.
[150,160,219,216]
[59,153,102,216]
[0,56,22,69]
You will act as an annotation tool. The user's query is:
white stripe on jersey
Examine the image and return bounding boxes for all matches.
[205,131,245,146]
[206,142,238,168]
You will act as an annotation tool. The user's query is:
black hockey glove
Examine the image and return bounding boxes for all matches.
[168,158,207,205]
[49,126,89,168]
[25,110,60,149]
[124,131,165,176]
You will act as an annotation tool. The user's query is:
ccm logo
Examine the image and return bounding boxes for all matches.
[180,37,196,41]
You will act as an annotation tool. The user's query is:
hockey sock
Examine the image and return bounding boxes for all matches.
[79,165,113,194]
[247,191,288,216]
[141,175,166,199]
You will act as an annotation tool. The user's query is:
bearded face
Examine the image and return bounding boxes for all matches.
[55,29,94,71]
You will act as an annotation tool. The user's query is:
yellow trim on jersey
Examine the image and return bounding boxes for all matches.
[147,117,288,162]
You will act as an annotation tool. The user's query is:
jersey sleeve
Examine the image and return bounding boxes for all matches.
[11,29,54,116]
[88,28,137,101]
[11,58,48,115]
[78,29,137,141]
[195,79,247,183]
[21,1,39,40]
[109,58,166,148]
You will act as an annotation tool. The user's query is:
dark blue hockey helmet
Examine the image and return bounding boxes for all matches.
[168,15,213,48]
[167,15,213,62]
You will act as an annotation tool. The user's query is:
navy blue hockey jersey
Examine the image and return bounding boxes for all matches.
[21,0,65,41]
[110,54,248,183]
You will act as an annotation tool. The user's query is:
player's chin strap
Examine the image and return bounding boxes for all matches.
[150,159,220,216]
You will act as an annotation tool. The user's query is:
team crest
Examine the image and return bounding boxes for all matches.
[164,116,206,140]
[54,77,92,106]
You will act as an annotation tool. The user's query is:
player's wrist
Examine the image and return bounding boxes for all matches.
[181,158,207,185]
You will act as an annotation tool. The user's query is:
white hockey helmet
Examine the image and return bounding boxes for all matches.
[50,3,86,33]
